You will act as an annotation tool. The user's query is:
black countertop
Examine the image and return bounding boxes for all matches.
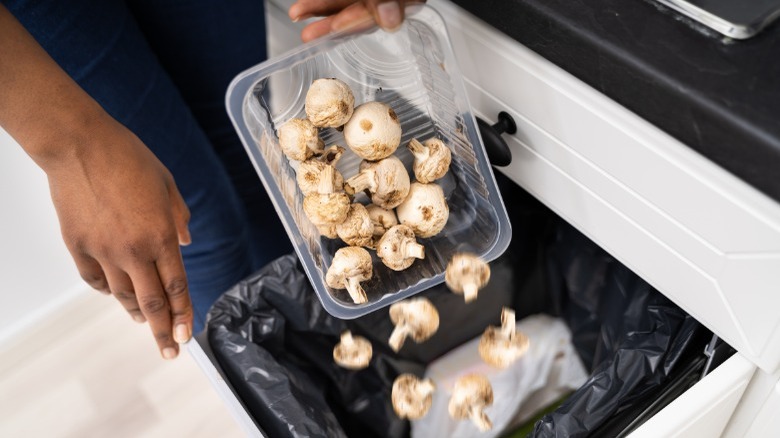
[452,0,780,204]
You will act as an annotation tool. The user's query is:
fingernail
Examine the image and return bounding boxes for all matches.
[132,314,146,323]
[292,13,312,23]
[377,2,402,30]
[162,347,177,360]
[174,324,191,344]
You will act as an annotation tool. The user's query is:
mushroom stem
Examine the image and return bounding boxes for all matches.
[341,330,355,347]
[373,224,386,236]
[345,171,377,195]
[346,276,368,304]
[403,242,425,260]
[463,282,479,303]
[318,166,337,194]
[500,308,516,340]
[323,146,345,166]
[407,138,429,159]
[469,405,492,432]
[389,324,412,352]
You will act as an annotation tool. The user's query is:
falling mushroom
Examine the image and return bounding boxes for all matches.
[376,224,425,271]
[407,138,452,183]
[345,156,410,210]
[448,374,494,432]
[278,118,324,161]
[395,182,449,238]
[303,166,351,227]
[336,203,374,247]
[445,252,491,303]
[478,307,529,368]
[392,374,436,420]
[305,78,355,128]
[343,101,402,161]
[296,145,345,196]
[326,246,372,304]
[388,297,439,352]
[333,330,372,370]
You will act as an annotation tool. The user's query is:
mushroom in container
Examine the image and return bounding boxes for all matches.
[366,204,398,238]
[302,166,350,227]
[478,307,529,368]
[345,156,410,210]
[336,203,374,247]
[392,374,436,420]
[396,182,449,238]
[407,138,452,183]
[376,224,425,271]
[277,118,324,161]
[305,78,355,128]
[326,246,372,304]
[448,373,494,432]
[343,101,402,161]
[388,297,439,352]
[296,145,345,196]
[445,252,491,303]
[333,330,372,370]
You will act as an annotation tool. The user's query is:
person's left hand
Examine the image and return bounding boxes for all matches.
[289,0,426,42]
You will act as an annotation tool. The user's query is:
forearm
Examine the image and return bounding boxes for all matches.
[0,4,108,172]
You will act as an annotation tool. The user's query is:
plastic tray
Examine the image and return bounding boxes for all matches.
[225,4,511,318]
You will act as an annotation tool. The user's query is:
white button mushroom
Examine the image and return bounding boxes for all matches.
[343,101,402,161]
[448,374,494,432]
[366,204,398,237]
[317,224,339,239]
[336,203,374,247]
[326,246,373,304]
[388,297,439,352]
[303,165,351,227]
[296,145,345,196]
[277,118,324,161]
[395,182,449,238]
[478,307,529,368]
[392,374,436,420]
[445,252,491,303]
[376,224,425,271]
[345,156,410,210]
[333,330,372,370]
[305,78,355,128]
[407,138,452,183]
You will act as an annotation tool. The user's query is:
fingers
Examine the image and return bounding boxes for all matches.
[302,2,372,42]
[102,265,145,323]
[72,252,109,294]
[128,262,178,360]
[363,0,404,31]
[169,183,192,246]
[155,249,193,345]
[289,0,357,21]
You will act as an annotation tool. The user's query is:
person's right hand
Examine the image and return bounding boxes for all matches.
[48,116,193,360]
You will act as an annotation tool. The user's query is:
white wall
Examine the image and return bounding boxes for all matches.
[0,127,84,343]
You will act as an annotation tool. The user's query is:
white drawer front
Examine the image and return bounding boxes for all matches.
[430,0,780,372]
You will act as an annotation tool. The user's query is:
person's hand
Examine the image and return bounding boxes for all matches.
[289,0,426,43]
[48,116,193,360]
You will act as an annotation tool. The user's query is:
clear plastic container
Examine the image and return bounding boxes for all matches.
[225,4,511,319]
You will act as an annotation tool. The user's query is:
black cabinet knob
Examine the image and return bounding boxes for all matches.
[476,111,516,167]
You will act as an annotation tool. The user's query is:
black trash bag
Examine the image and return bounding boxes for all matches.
[531,223,709,437]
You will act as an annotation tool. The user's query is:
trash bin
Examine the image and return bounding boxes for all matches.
[194,173,732,437]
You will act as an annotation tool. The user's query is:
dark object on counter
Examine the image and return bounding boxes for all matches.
[206,176,714,438]
[477,111,515,166]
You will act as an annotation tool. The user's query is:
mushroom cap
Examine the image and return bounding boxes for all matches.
[478,326,529,369]
[343,102,402,161]
[317,223,339,239]
[305,78,355,128]
[366,204,398,236]
[326,246,373,289]
[408,138,452,183]
[377,224,425,271]
[297,161,345,196]
[278,118,323,161]
[445,252,491,299]
[303,192,351,226]
[389,297,440,342]
[392,374,436,420]
[448,374,494,430]
[333,330,372,370]
[396,182,449,238]
[336,203,374,247]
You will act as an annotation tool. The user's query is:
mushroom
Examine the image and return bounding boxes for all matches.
[326,246,372,304]
[448,374,494,432]
[303,166,351,226]
[336,203,374,247]
[333,330,372,370]
[445,252,491,303]
[317,224,339,239]
[343,101,402,161]
[388,297,439,352]
[392,374,436,420]
[345,156,410,210]
[478,308,529,368]
[278,118,324,161]
[407,138,452,183]
[296,145,345,196]
[366,204,398,237]
[376,225,425,271]
[305,78,355,128]
[395,182,449,238]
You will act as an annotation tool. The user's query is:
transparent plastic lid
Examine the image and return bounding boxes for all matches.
[226,4,511,319]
